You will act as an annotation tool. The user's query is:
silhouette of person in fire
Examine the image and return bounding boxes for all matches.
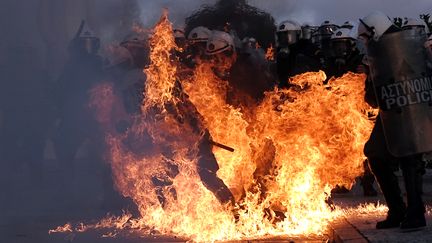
[103,28,237,209]
[141,80,236,209]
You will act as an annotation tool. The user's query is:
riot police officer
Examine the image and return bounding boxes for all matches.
[206,31,274,110]
[324,28,366,78]
[110,34,149,116]
[317,20,339,59]
[275,20,321,88]
[359,11,430,230]
[173,28,187,50]
[187,26,213,62]
[54,21,106,189]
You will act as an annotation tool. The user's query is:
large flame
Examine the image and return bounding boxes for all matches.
[56,12,376,242]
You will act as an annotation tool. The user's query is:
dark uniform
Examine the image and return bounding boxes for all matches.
[276,39,321,87]
[323,48,364,79]
[54,23,106,190]
[362,24,427,230]
[145,80,236,208]
[228,42,275,109]
[364,82,426,230]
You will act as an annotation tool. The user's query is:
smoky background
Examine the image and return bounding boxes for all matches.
[0,0,431,234]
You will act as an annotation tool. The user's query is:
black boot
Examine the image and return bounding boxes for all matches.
[368,157,406,229]
[376,212,406,229]
[400,158,426,231]
[400,214,426,231]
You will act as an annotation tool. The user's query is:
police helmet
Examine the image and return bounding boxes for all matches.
[104,45,134,69]
[358,11,394,41]
[277,20,302,46]
[206,30,235,55]
[301,25,318,40]
[187,26,212,43]
[174,28,185,39]
[402,18,427,37]
[319,20,339,37]
[341,21,356,30]
[331,28,357,58]
[120,36,149,68]
[173,28,186,48]
[70,21,101,55]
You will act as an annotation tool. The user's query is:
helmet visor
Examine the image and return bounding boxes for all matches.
[277,30,300,46]
[301,28,313,40]
[358,19,374,40]
[319,25,338,36]
[331,39,352,57]
[188,42,207,57]
[402,26,427,37]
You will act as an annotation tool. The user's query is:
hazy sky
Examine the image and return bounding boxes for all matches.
[137,0,432,27]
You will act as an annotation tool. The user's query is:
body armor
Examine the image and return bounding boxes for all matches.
[367,29,432,156]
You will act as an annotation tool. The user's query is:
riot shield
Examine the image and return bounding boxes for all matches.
[367,30,432,157]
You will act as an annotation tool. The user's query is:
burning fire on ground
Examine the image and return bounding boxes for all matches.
[51,11,379,242]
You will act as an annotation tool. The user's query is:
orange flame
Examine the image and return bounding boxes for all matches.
[265,45,275,61]
[63,11,375,242]
[48,223,73,234]
[142,9,178,109]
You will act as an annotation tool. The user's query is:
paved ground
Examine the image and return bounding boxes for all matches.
[330,169,432,242]
[2,147,432,242]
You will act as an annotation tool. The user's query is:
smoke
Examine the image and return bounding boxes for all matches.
[249,0,432,26]
[137,0,213,28]
[136,0,432,29]
[1,0,432,233]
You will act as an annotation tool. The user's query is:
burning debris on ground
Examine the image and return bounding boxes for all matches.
[2,1,432,243]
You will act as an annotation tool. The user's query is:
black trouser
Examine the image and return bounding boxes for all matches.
[361,159,376,189]
[153,133,235,207]
[400,156,426,217]
[55,118,104,184]
[368,155,425,218]
[197,133,235,206]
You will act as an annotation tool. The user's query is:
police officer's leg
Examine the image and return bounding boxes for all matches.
[399,155,426,230]
[197,136,234,206]
[361,159,378,196]
[151,158,179,209]
[368,156,406,229]
[23,129,45,183]
[55,125,82,184]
